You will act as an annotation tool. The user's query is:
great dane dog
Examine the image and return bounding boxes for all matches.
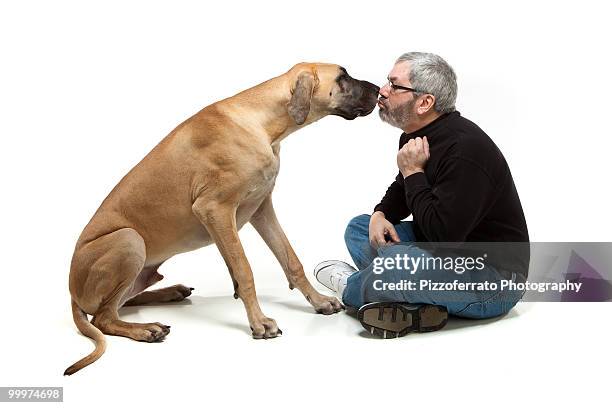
[64,63,379,375]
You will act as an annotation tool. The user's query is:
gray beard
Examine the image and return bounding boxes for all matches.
[379,100,414,129]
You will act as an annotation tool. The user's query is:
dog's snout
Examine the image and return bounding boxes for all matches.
[364,81,380,93]
[333,72,381,119]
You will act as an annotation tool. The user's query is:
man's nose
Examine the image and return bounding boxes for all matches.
[379,83,389,99]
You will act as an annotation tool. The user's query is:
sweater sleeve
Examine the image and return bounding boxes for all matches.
[373,172,411,225]
[403,157,501,241]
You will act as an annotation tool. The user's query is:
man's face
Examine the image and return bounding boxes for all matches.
[378,61,418,129]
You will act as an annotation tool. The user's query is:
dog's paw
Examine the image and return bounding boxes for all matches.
[136,322,171,342]
[166,284,194,301]
[308,293,345,315]
[250,316,282,339]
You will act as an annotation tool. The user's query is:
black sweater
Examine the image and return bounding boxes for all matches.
[374,111,529,244]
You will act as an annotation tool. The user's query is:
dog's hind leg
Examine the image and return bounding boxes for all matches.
[120,262,194,306]
[66,227,171,374]
[92,311,170,342]
[73,228,170,342]
[123,284,194,306]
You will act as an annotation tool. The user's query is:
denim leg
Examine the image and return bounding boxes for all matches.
[344,214,377,271]
[343,271,365,308]
[394,221,417,242]
[344,214,416,271]
[343,242,525,317]
[343,215,417,308]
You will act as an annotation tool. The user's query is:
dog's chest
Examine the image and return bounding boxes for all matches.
[240,151,280,205]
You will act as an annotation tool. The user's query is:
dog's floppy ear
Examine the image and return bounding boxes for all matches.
[288,71,316,125]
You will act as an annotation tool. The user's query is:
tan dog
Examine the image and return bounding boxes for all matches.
[64,63,379,375]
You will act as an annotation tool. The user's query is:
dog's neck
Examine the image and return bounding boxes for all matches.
[216,74,325,146]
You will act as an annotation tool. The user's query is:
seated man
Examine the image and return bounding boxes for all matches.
[315,52,529,338]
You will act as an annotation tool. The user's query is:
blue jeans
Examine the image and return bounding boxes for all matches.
[342,214,525,319]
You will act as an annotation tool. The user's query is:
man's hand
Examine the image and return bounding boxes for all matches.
[397,136,430,178]
[369,211,400,248]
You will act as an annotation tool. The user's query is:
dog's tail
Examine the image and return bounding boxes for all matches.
[63,299,106,376]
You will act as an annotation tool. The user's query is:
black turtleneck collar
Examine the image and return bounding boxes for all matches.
[402,110,460,141]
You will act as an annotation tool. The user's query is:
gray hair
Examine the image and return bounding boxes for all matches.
[396,52,457,114]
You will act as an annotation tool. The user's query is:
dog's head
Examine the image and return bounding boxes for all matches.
[287,63,379,125]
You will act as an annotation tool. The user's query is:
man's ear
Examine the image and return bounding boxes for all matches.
[417,94,436,115]
[288,71,316,125]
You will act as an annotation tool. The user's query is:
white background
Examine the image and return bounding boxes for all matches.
[1,0,610,406]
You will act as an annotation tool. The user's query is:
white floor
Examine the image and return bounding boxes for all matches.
[3,270,610,407]
[2,1,611,406]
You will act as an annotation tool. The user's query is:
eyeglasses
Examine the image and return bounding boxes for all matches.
[384,79,423,95]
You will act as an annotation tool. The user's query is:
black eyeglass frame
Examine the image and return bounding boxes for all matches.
[385,79,425,94]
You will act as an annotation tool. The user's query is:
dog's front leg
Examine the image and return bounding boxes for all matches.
[250,195,344,314]
[192,197,281,339]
